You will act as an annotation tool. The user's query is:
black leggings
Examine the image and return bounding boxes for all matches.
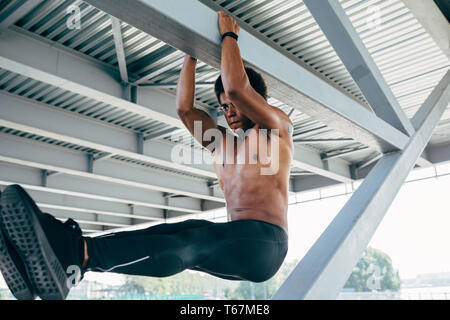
[84,219,288,283]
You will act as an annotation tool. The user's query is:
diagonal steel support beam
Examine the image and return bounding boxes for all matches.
[303,0,415,137]
[83,0,410,154]
[110,16,129,83]
[273,70,450,300]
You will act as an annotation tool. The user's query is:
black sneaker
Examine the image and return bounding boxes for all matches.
[0,185,85,300]
[0,195,36,300]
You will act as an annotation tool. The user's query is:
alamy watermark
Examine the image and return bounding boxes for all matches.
[366,5,381,31]
[66,4,81,30]
[366,263,387,291]
[170,121,280,175]
[66,265,82,289]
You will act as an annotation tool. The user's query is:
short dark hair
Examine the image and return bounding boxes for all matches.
[214,67,268,104]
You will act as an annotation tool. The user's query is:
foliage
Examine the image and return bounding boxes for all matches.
[344,247,401,292]
[120,248,400,298]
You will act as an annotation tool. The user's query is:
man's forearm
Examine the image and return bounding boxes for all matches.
[221,37,247,94]
[176,55,197,112]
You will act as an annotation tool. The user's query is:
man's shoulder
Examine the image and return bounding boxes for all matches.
[262,106,293,139]
[274,106,292,124]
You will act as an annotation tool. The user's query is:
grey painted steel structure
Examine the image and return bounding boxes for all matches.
[0,0,449,298]
[272,0,450,299]
[0,0,41,29]
[0,28,354,182]
[0,0,448,160]
[402,0,450,59]
[302,0,415,137]
[273,69,450,300]
[110,16,129,83]
[84,0,412,155]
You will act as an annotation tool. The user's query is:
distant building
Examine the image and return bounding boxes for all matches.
[402,272,450,288]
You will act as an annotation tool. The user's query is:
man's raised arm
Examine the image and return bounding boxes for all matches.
[217,12,291,137]
[176,55,220,152]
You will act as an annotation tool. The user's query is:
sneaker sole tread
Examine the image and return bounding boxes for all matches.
[1,187,69,300]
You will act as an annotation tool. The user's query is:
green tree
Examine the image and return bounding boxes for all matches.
[344,247,401,292]
[122,259,299,300]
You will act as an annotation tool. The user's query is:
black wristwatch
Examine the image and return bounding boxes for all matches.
[221,32,238,42]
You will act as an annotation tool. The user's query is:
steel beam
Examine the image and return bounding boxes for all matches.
[26,191,162,222]
[134,56,185,85]
[293,126,330,140]
[0,92,217,179]
[144,127,180,141]
[322,147,370,161]
[2,173,225,235]
[402,0,450,59]
[0,0,41,30]
[294,138,354,144]
[357,154,383,170]
[141,82,214,88]
[0,132,225,203]
[0,162,205,214]
[0,92,352,183]
[287,144,450,194]
[273,70,450,300]
[291,175,344,194]
[425,142,450,164]
[292,145,352,183]
[48,209,131,229]
[0,27,182,128]
[83,0,410,154]
[303,0,415,137]
[110,17,129,83]
[0,29,355,181]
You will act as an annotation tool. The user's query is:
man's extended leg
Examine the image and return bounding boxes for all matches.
[84,219,214,276]
[85,220,287,282]
[85,218,287,283]
[1,184,288,300]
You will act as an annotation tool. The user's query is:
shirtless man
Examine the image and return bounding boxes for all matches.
[0,12,293,300]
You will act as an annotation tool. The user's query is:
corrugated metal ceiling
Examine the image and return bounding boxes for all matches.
[0,0,449,166]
